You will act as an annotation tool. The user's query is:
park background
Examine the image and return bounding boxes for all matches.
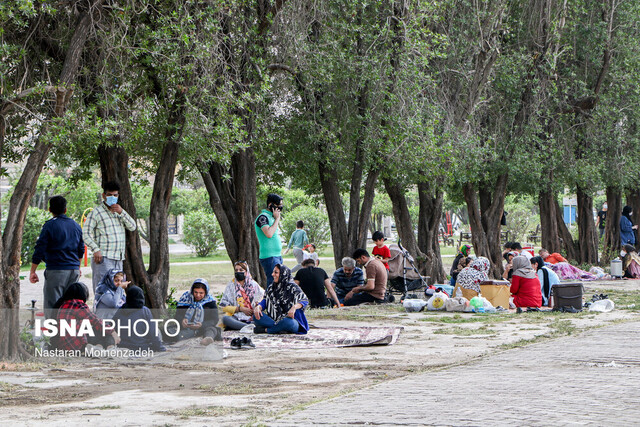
[1,0,639,359]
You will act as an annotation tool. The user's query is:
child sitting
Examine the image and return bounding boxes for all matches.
[112,286,166,352]
[371,231,391,271]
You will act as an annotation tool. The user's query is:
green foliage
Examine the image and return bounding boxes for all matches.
[182,210,222,257]
[280,205,331,248]
[503,195,539,244]
[21,207,51,265]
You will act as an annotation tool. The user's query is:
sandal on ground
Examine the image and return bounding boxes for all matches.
[230,337,242,350]
[240,337,255,348]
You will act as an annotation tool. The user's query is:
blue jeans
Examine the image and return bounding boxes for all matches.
[254,313,300,334]
[260,256,283,288]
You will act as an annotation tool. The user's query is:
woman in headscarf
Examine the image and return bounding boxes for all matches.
[173,278,221,345]
[621,244,640,278]
[94,269,128,319]
[253,264,309,334]
[220,261,264,330]
[510,255,542,308]
[453,257,490,299]
[113,286,166,352]
[620,206,638,246]
[54,282,119,351]
[449,244,472,286]
[530,256,560,306]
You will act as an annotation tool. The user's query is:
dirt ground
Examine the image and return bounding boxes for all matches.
[1,279,639,426]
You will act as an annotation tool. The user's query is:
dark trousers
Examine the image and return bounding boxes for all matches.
[344,292,383,306]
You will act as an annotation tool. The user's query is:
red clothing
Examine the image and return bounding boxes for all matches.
[510,275,542,308]
[543,253,567,264]
[372,245,391,270]
[56,299,111,351]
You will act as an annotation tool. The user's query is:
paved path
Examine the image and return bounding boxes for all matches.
[272,321,640,426]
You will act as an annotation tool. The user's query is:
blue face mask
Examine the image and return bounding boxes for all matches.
[105,195,118,206]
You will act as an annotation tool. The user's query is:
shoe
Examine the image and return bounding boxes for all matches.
[230,337,242,350]
[200,337,214,346]
[240,337,255,348]
[253,325,267,334]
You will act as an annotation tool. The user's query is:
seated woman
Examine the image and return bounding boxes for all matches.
[54,282,120,351]
[449,244,472,286]
[94,269,129,319]
[112,286,166,352]
[453,257,490,299]
[510,255,542,308]
[253,264,309,334]
[219,261,264,330]
[530,256,560,306]
[502,251,516,280]
[621,244,640,278]
[174,278,221,346]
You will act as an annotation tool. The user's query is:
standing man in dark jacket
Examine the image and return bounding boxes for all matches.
[30,196,85,318]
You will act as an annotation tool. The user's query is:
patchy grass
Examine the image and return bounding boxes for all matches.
[307,304,406,322]
[433,325,497,336]
[420,313,513,324]
[94,405,121,410]
[0,381,18,392]
[158,405,235,419]
[591,289,640,310]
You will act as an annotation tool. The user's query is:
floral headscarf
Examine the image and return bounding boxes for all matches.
[457,257,490,293]
[263,264,308,322]
[234,262,256,306]
[178,278,215,324]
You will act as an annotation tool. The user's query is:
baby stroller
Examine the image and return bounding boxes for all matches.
[386,242,429,302]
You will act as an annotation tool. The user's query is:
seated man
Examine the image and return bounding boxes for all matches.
[171,278,221,346]
[330,257,365,304]
[346,249,387,306]
[294,259,340,308]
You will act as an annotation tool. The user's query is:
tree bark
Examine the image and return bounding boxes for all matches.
[201,148,262,284]
[576,185,598,264]
[383,178,427,276]
[462,174,508,278]
[602,186,622,262]
[539,189,562,253]
[417,180,446,284]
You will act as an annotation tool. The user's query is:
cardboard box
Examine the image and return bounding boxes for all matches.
[480,280,511,309]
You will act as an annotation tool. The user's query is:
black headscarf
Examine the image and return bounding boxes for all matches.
[122,285,145,309]
[530,256,545,271]
[53,282,89,309]
[263,264,308,322]
[622,206,634,225]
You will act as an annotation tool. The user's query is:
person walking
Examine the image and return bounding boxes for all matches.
[255,193,284,288]
[83,181,137,291]
[596,203,607,239]
[29,196,85,319]
[284,220,309,273]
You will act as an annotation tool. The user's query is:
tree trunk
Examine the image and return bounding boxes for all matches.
[626,189,640,249]
[602,187,622,263]
[462,174,508,279]
[201,148,262,284]
[98,85,184,310]
[539,189,562,253]
[0,1,103,360]
[417,180,446,284]
[383,179,427,276]
[576,185,598,264]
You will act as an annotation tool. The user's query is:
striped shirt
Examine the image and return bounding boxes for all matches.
[330,267,365,299]
[83,203,137,261]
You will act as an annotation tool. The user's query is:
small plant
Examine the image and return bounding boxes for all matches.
[182,210,222,257]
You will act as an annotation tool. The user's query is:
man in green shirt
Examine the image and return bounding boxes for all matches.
[284,220,309,273]
[255,193,284,288]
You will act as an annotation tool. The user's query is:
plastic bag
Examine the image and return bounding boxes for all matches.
[589,266,610,280]
[445,296,469,312]
[427,292,449,311]
[403,298,428,312]
[589,299,615,312]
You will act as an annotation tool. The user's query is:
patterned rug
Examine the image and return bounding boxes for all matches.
[223,326,403,349]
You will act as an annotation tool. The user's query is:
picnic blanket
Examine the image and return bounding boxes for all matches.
[223,326,403,349]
